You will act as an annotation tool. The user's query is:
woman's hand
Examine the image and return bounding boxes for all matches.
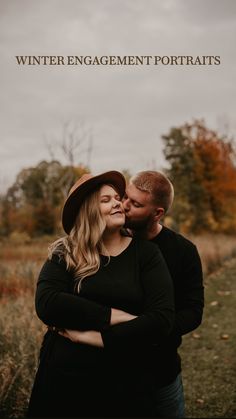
[58,329,104,348]
[56,308,137,347]
[110,308,137,325]
[56,307,137,347]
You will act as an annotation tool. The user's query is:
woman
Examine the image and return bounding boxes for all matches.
[27,170,174,418]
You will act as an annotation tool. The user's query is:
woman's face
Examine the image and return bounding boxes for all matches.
[99,184,125,230]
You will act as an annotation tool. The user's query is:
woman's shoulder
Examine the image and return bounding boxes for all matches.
[47,240,67,266]
[134,236,161,252]
[49,251,66,266]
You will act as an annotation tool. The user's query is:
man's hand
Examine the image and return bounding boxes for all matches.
[58,329,104,348]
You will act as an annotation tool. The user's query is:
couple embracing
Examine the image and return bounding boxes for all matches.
[28,170,204,418]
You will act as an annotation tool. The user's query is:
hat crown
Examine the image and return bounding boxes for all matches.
[68,173,92,197]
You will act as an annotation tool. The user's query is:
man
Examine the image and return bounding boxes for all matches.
[122,170,204,418]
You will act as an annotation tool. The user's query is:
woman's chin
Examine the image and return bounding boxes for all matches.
[106,220,125,231]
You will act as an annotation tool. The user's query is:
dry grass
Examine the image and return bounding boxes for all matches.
[0,261,39,298]
[0,236,50,262]
[0,238,47,418]
[0,234,236,418]
[188,233,236,275]
[0,237,50,298]
[0,297,45,418]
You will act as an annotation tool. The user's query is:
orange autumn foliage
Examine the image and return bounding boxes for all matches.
[162,120,236,233]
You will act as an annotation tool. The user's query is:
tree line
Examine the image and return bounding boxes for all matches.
[1,119,236,237]
[163,120,236,234]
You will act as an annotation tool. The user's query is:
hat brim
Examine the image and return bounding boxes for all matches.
[62,171,126,234]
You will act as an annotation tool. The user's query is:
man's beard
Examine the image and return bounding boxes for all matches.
[124,214,151,231]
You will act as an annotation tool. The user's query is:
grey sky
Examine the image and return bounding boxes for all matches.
[1,0,236,192]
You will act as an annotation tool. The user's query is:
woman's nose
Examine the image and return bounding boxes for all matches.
[122,198,130,210]
[112,198,121,207]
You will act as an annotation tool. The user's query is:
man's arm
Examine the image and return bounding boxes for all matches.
[163,243,204,348]
[101,244,175,348]
[175,244,204,336]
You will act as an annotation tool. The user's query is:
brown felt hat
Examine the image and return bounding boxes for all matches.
[62,171,126,234]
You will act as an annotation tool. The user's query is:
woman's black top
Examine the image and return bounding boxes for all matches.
[28,238,174,418]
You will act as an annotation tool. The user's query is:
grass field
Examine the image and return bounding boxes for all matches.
[180,257,236,418]
[0,235,236,418]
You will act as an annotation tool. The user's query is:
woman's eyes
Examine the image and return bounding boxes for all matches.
[100,196,121,203]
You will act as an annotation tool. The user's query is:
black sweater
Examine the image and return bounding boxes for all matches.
[35,227,203,386]
[30,238,176,417]
[149,226,204,384]
[152,226,204,339]
[35,238,174,366]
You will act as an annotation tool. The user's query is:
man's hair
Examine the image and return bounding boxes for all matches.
[130,170,174,213]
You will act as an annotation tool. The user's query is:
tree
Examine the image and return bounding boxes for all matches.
[45,119,94,169]
[2,161,89,236]
[162,120,236,233]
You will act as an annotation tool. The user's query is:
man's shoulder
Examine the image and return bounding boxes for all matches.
[154,225,197,251]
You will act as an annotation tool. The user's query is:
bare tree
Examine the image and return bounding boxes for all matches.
[44,136,56,161]
[60,119,93,167]
[45,118,93,167]
[44,118,94,198]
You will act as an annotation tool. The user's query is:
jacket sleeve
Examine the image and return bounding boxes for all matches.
[35,254,111,331]
[101,241,175,348]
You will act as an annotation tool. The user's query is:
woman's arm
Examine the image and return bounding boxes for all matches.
[110,308,137,324]
[36,255,135,331]
[60,242,175,349]
[57,309,138,348]
[35,255,111,331]
[58,329,104,347]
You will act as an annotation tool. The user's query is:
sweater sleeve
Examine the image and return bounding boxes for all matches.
[159,242,204,350]
[35,254,111,331]
[101,241,175,348]
[175,243,204,336]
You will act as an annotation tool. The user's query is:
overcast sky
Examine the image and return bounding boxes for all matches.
[1,0,236,193]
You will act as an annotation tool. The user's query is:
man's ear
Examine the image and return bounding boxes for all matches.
[153,207,165,221]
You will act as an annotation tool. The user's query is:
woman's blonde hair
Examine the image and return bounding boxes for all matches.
[48,187,108,292]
